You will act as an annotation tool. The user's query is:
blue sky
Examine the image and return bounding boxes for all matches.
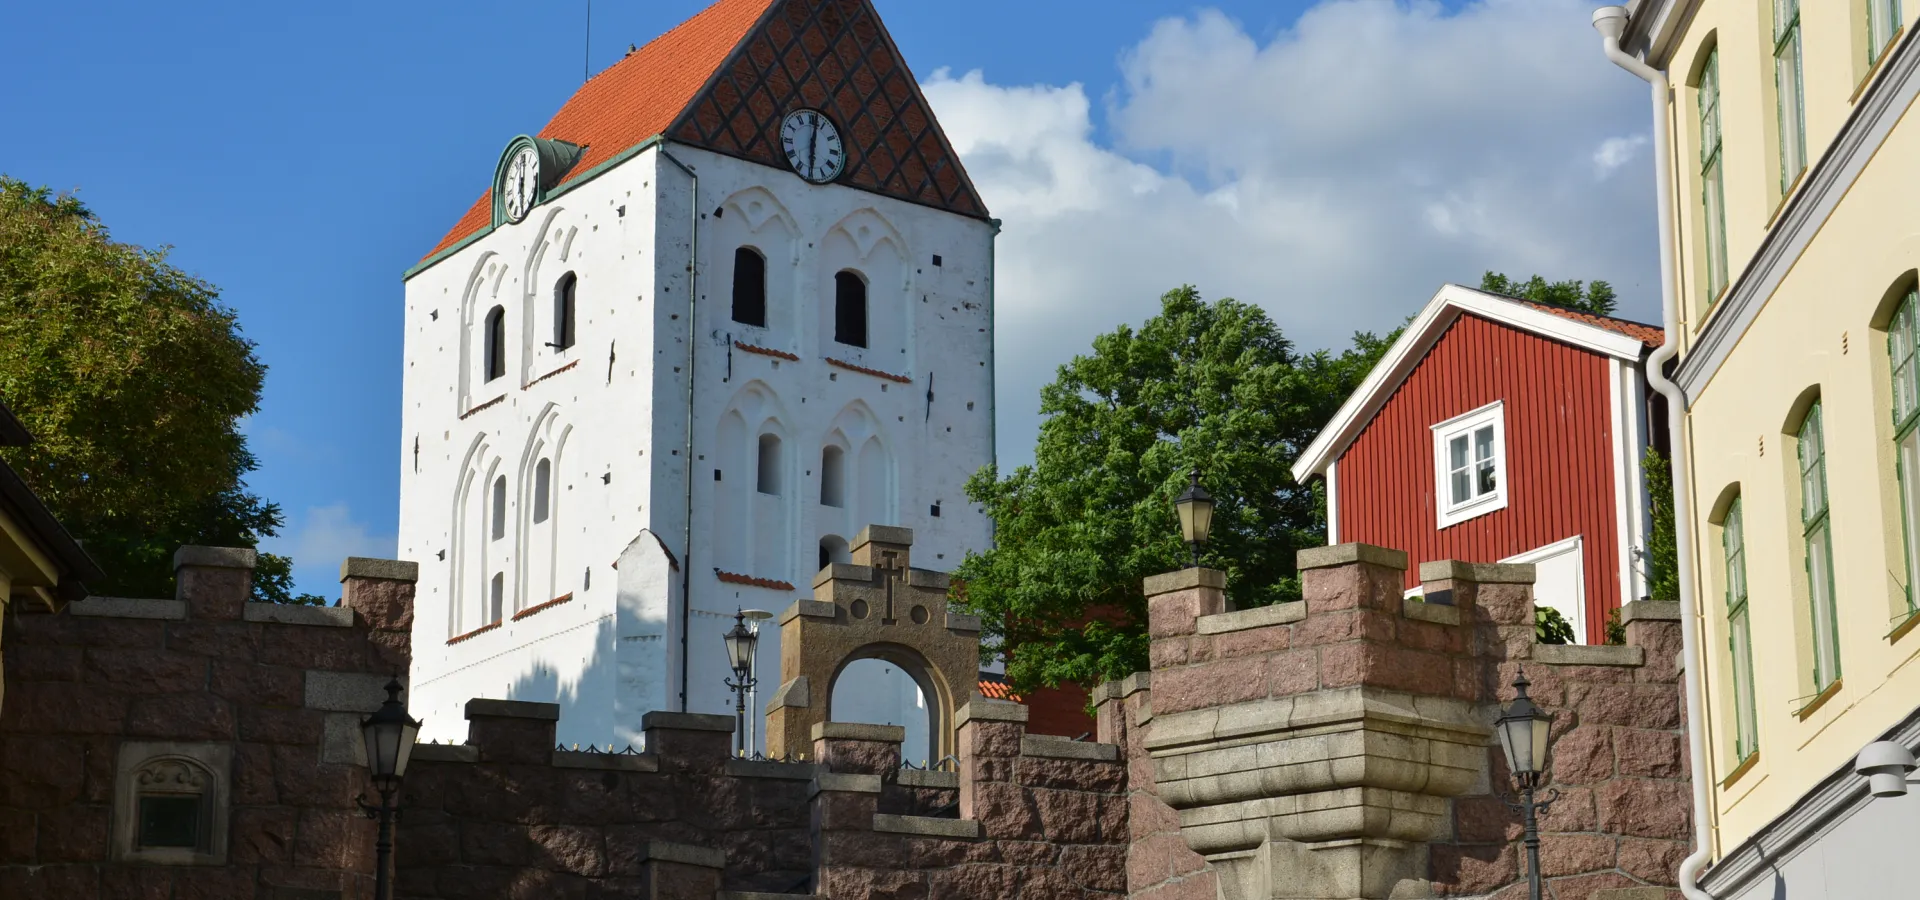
[2,0,1647,598]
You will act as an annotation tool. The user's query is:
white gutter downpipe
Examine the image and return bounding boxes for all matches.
[1592,8,1716,899]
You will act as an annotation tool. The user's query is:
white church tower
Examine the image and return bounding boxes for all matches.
[396,0,996,758]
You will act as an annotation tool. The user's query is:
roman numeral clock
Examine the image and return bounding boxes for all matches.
[780,109,845,184]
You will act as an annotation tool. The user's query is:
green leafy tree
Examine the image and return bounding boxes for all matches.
[1534,606,1576,645]
[1479,271,1618,317]
[953,287,1396,691]
[1641,445,1680,604]
[0,177,321,603]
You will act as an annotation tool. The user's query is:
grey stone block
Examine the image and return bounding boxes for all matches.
[552,750,658,772]
[641,710,733,732]
[1198,601,1305,634]
[814,722,905,743]
[897,769,958,789]
[1418,560,1534,584]
[635,841,725,869]
[321,713,367,766]
[1020,735,1119,761]
[1620,599,1682,623]
[173,545,256,571]
[724,759,818,780]
[954,699,1028,728]
[306,672,400,712]
[944,612,982,632]
[764,676,810,712]
[907,568,951,589]
[853,524,914,547]
[1532,643,1644,667]
[810,773,883,797]
[1143,567,1227,597]
[872,813,981,839]
[69,597,185,620]
[410,743,479,764]
[244,603,353,627]
[466,698,560,721]
[1296,543,1409,572]
[339,557,419,583]
[1401,598,1460,626]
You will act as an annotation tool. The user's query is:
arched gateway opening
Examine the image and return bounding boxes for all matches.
[763,525,981,762]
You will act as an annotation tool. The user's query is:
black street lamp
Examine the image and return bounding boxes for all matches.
[1495,669,1559,900]
[723,608,759,756]
[357,678,420,900]
[1173,469,1215,567]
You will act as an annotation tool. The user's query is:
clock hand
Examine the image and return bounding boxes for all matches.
[808,117,819,178]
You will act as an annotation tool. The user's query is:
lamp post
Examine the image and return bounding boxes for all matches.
[1173,469,1216,567]
[357,678,421,900]
[1495,669,1559,900]
[723,608,759,756]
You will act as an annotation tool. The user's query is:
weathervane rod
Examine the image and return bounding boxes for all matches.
[583,0,593,82]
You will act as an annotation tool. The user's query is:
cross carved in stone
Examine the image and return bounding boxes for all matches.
[876,549,905,624]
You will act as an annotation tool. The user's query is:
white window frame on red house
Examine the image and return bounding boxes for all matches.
[1431,400,1508,528]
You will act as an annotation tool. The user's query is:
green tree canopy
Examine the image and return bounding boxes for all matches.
[952,287,1395,691]
[0,176,318,603]
[1479,271,1618,317]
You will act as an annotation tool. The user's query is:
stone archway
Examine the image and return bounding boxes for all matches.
[763,525,980,761]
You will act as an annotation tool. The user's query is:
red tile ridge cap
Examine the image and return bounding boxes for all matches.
[1505,298,1665,349]
[447,620,502,645]
[735,340,801,362]
[512,592,575,621]
[825,357,912,383]
[714,568,796,591]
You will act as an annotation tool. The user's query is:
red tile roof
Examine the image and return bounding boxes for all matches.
[423,0,779,259]
[977,675,1022,703]
[714,569,797,591]
[1511,299,1665,348]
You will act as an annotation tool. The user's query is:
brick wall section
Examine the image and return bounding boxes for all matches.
[1120,547,1689,900]
[1424,564,1689,900]
[392,707,818,897]
[1092,673,1215,900]
[0,549,419,900]
[817,699,1128,899]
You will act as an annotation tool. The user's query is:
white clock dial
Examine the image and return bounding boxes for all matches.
[503,145,540,223]
[779,109,845,183]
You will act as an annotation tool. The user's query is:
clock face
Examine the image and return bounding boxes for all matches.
[503,146,540,223]
[780,109,845,183]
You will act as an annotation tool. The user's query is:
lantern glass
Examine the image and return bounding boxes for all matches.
[1174,470,1215,549]
[359,679,421,793]
[1494,673,1552,779]
[723,611,757,676]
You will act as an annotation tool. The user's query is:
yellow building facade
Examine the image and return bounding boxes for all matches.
[1617,1,1920,896]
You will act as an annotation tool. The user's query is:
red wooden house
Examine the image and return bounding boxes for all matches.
[1291,284,1666,644]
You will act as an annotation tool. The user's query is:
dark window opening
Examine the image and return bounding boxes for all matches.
[136,796,203,850]
[553,272,577,350]
[483,305,507,382]
[930,502,941,518]
[834,271,867,348]
[489,573,504,622]
[732,248,767,327]
[932,254,943,267]
[533,459,551,524]
[819,543,832,571]
[491,476,507,540]
[820,446,845,507]
[757,434,783,495]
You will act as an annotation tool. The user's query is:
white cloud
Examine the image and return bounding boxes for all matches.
[264,502,397,569]
[922,0,1658,467]
[1593,134,1650,179]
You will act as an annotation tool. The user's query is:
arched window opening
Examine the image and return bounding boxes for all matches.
[732,247,767,327]
[491,475,507,540]
[484,305,506,382]
[553,273,577,351]
[533,458,552,524]
[834,271,867,348]
[489,573,504,623]
[819,534,850,571]
[757,434,783,495]
[820,446,845,507]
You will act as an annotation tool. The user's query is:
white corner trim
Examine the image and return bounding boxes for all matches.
[1609,358,1635,612]
[1326,459,1340,544]
[1291,284,1650,482]
[1504,534,1588,641]
[1432,400,1509,529]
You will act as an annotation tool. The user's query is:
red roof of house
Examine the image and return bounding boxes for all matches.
[1511,299,1664,348]
[425,0,776,259]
